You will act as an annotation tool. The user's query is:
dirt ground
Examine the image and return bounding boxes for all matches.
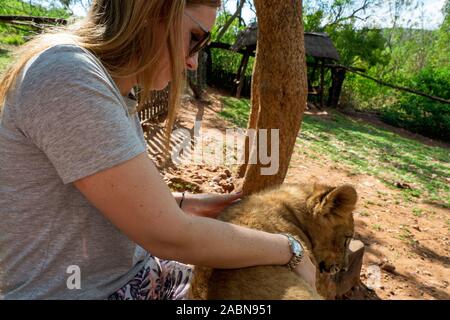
[142,90,450,300]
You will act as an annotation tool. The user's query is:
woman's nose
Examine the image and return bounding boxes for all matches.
[185,53,199,71]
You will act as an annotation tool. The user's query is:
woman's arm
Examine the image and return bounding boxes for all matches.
[74,153,299,270]
[173,192,242,219]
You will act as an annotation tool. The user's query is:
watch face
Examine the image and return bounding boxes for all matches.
[292,240,303,256]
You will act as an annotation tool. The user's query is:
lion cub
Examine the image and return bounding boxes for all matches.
[189,182,357,300]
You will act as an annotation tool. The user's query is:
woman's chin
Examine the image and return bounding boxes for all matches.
[152,80,170,91]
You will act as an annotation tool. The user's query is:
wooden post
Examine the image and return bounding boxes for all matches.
[236,52,250,98]
[328,67,346,108]
[205,47,213,83]
[235,53,247,93]
[307,63,317,94]
[320,59,325,108]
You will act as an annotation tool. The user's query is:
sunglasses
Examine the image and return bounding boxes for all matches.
[184,11,212,57]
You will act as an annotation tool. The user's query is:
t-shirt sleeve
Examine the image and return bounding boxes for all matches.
[15,45,146,184]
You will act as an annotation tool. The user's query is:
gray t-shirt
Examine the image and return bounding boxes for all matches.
[0,44,150,299]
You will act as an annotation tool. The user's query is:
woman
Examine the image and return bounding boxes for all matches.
[0,0,316,300]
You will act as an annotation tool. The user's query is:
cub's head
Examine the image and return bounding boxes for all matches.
[299,183,357,275]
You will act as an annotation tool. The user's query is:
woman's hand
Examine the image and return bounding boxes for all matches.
[180,192,243,219]
[294,253,317,291]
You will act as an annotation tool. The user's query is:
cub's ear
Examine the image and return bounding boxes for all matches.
[318,185,357,217]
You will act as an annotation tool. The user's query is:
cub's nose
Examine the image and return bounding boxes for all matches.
[329,265,340,275]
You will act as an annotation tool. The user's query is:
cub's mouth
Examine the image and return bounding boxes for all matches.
[318,261,348,275]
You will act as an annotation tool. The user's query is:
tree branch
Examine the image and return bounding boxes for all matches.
[325,0,371,28]
[216,0,246,41]
[339,64,450,105]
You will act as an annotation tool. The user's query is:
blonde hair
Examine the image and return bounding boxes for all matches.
[0,0,220,156]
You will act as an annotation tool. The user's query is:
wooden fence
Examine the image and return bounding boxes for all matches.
[137,88,170,124]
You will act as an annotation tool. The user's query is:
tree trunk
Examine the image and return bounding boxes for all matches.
[237,52,261,179]
[235,52,250,99]
[238,0,307,195]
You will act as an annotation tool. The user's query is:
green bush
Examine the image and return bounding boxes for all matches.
[381,66,450,141]
[0,0,70,17]
[0,0,71,46]
[209,12,255,76]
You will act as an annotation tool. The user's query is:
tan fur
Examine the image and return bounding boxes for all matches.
[189,182,357,300]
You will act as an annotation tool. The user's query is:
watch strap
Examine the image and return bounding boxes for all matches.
[282,233,304,271]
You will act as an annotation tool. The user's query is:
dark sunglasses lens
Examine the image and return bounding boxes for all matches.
[190,33,211,57]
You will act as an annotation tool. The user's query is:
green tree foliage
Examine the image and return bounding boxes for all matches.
[328,26,388,67]
[381,66,450,141]
[0,0,70,19]
[304,0,388,68]
[342,1,450,141]
[429,0,449,67]
[0,0,71,45]
[210,11,255,77]
[211,0,387,82]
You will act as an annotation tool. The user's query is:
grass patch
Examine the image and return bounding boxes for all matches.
[372,224,383,231]
[299,113,450,209]
[0,45,14,76]
[359,211,370,217]
[0,20,28,46]
[412,208,424,217]
[397,226,417,245]
[219,96,450,209]
[219,97,253,128]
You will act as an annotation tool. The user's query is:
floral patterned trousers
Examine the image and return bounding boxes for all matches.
[108,254,194,300]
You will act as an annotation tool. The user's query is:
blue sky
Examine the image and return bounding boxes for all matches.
[72,0,446,30]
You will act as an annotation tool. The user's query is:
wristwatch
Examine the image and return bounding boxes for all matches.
[282,233,304,270]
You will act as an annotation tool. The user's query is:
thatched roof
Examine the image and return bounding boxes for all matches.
[231,22,258,51]
[304,32,340,61]
[231,24,340,61]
